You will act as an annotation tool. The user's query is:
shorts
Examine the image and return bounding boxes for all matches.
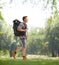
[20,38,26,48]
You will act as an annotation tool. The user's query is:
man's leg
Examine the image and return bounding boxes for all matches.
[21,38,28,60]
[13,47,22,59]
[16,47,22,52]
[12,38,23,59]
[22,47,28,60]
[22,47,26,56]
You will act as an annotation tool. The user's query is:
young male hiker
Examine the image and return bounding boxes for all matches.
[13,16,28,60]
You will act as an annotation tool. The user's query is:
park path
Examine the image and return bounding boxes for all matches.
[27,55,59,60]
[0,55,59,60]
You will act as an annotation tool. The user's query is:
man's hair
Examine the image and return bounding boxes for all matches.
[22,16,27,21]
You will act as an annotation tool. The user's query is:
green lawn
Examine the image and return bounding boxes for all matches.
[0,58,59,65]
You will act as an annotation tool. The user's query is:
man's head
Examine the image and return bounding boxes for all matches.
[22,16,28,23]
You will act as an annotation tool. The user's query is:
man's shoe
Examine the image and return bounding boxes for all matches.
[23,56,28,60]
[12,51,17,59]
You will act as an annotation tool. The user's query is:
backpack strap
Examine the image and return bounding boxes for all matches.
[23,23,27,29]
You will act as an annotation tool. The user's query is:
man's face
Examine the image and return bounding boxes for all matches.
[24,17,28,23]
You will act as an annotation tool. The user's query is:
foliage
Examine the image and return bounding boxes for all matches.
[45,10,59,57]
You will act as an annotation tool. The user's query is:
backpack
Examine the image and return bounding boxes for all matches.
[13,19,27,36]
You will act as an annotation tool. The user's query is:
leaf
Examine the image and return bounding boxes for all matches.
[0,6,2,9]
[0,12,4,21]
[0,31,3,35]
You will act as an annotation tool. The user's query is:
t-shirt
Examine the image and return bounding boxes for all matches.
[17,22,28,39]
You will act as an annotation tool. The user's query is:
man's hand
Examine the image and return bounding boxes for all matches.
[24,29,27,32]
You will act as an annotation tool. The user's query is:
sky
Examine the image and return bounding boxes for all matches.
[1,0,53,28]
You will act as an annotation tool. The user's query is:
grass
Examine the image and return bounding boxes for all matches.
[0,58,59,65]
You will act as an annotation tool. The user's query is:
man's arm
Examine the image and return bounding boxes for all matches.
[17,22,28,32]
[17,26,27,32]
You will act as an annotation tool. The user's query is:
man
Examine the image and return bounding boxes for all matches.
[13,16,28,60]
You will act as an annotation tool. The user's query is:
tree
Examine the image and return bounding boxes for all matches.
[27,28,46,55]
[45,10,59,57]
